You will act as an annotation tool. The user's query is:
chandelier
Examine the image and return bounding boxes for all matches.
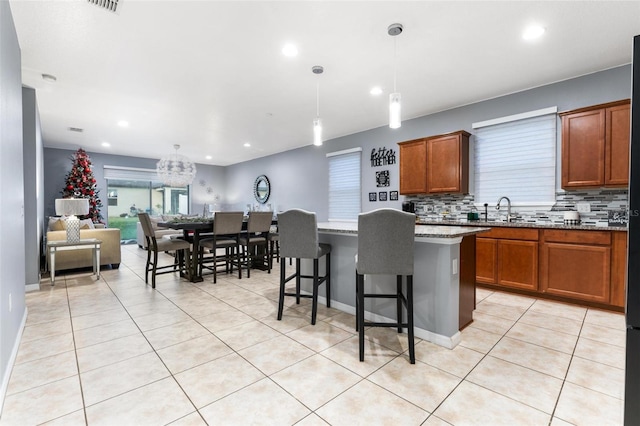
[156,144,197,187]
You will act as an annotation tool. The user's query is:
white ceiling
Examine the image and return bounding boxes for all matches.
[9,1,640,166]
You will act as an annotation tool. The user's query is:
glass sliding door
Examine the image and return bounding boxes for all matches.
[103,166,191,243]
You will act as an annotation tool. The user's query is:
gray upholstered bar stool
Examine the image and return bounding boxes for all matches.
[139,213,191,289]
[277,209,331,325]
[238,211,274,277]
[356,208,416,364]
[198,211,244,283]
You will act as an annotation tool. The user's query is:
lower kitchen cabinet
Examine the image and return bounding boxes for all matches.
[477,227,627,311]
[540,230,611,304]
[476,228,538,291]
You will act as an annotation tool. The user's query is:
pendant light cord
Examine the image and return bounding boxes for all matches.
[316,80,320,118]
[393,36,397,92]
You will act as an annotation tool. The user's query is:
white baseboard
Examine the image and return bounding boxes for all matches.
[307,293,460,349]
[0,307,28,414]
[25,283,40,292]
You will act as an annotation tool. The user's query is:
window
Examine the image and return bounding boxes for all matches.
[473,107,557,208]
[327,148,362,221]
[103,166,190,242]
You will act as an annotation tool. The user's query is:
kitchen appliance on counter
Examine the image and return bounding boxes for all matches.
[563,211,580,225]
[402,201,415,213]
[625,33,640,425]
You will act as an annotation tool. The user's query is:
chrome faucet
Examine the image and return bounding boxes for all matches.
[496,196,517,222]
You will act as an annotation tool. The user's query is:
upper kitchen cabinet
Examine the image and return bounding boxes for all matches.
[398,130,470,195]
[560,99,630,189]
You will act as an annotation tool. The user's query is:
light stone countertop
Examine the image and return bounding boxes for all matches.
[415,218,628,231]
[317,222,490,239]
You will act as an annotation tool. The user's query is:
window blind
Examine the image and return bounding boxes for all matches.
[473,109,557,207]
[327,148,362,221]
[103,165,163,183]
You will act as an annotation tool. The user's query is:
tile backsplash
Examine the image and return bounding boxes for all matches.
[407,189,628,227]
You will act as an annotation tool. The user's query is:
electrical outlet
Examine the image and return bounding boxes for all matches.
[452,259,458,275]
[577,202,591,213]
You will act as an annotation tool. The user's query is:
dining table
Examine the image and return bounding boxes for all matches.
[158,216,277,283]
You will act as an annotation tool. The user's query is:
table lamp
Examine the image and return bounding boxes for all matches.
[55,198,90,243]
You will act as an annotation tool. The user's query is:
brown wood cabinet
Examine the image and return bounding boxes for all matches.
[560,99,630,189]
[476,228,538,291]
[398,130,470,195]
[476,226,626,311]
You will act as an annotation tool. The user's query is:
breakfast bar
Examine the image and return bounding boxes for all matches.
[300,222,489,349]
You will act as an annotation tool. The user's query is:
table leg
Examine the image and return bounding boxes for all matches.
[96,244,101,280]
[191,230,203,283]
[50,248,56,286]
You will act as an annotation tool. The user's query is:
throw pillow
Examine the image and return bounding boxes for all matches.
[49,216,66,231]
[79,219,95,229]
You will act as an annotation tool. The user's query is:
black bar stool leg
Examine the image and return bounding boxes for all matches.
[357,273,365,362]
[407,275,415,364]
[277,258,286,320]
[396,275,403,333]
[311,259,319,325]
[325,253,331,308]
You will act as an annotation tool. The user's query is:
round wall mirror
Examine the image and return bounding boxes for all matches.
[253,175,271,204]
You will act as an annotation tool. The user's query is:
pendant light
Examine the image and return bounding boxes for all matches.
[388,23,403,129]
[156,144,197,187]
[312,65,324,146]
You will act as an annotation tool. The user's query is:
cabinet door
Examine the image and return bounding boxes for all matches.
[611,231,627,308]
[476,238,497,284]
[398,139,427,194]
[540,242,611,303]
[497,240,538,291]
[605,103,630,186]
[561,109,605,188]
[426,133,468,193]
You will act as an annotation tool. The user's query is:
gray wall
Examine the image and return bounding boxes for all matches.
[0,0,26,408]
[23,87,44,288]
[225,65,632,221]
[43,148,226,223]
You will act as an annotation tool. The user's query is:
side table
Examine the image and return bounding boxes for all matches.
[47,238,102,285]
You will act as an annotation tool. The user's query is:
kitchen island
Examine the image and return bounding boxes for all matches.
[300,222,489,349]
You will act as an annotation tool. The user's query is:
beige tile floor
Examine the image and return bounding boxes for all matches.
[0,244,626,425]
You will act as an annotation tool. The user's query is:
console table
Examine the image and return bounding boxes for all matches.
[48,238,101,285]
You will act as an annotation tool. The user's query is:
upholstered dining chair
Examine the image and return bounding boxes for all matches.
[356,208,416,363]
[138,213,191,289]
[238,211,273,278]
[277,208,331,325]
[198,211,244,283]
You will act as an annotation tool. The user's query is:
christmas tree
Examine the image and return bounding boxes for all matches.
[61,148,104,223]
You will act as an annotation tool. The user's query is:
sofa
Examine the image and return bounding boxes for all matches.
[46,217,122,271]
[136,215,182,248]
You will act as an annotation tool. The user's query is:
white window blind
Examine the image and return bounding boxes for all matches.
[473,108,557,207]
[327,148,361,221]
[103,165,163,182]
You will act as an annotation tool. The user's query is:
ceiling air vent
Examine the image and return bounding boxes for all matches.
[87,0,121,14]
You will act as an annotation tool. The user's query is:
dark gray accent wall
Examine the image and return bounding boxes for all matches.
[0,0,26,407]
[225,65,632,221]
[23,87,44,287]
[43,148,226,223]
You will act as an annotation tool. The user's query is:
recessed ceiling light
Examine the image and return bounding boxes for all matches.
[68,127,83,133]
[523,25,545,40]
[205,155,212,160]
[282,43,298,57]
[370,86,383,96]
[41,73,57,82]
[101,142,111,147]
[244,143,251,148]
[117,120,129,127]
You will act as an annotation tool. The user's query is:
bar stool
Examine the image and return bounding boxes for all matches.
[198,211,244,283]
[356,208,416,364]
[238,211,273,277]
[277,209,331,325]
[138,213,191,289]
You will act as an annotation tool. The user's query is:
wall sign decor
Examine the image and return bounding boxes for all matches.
[369,192,377,202]
[370,147,396,167]
[379,191,388,201]
[390,191,399,201]
[376,170,390,187]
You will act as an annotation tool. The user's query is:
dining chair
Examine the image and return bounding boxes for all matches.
[138,213,191,289]
[198,211,244,283]
[356,208,416,363]
[238,211,273,278]
[277,209,331,325]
